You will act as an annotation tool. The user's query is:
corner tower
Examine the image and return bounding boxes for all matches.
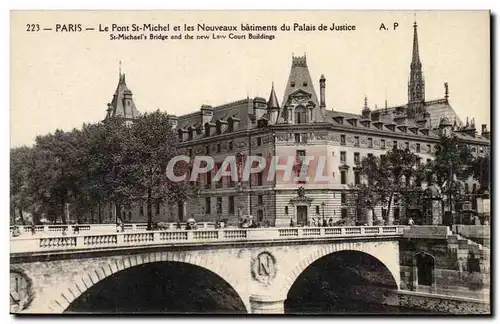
[279,55,324,123]
[105,65,140,122]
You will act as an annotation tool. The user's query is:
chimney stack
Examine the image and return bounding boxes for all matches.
[319,74,326,110]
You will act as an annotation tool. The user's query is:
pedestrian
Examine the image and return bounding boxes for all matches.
[62,227,67,236]
[290,218,295,227]
[408,217,415,226]
[328,218,334,227]
[322,219,328,227]
[31,224,36,235]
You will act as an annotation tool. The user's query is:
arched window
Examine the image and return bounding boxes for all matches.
[415,252,435,286]
[204,123,210,137]
[295,105,307,124]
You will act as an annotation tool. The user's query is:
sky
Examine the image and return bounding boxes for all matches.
[10,10,490,147]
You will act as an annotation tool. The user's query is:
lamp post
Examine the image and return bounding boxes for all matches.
[321,202,326,227]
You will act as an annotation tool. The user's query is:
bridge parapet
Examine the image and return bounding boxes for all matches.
[11,226,403,254]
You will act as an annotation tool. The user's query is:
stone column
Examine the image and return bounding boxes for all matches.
[249,295,286,314]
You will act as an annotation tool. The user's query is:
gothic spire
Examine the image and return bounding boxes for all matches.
[411,20,421,67]
[408,19,425,104]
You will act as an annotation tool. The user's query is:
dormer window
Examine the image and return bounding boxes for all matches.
[303,81,308,87]
[227,118,234,132]
[291,81,295,87]
[204,123,210,137]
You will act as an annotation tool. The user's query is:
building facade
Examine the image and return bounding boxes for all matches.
[104,21,490,226]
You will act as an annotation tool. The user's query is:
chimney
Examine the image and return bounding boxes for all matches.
[253,97,267,120]
[481,124,490,140]
[319,74,326,110]
[168,115,178,129]
[201,105,213,125]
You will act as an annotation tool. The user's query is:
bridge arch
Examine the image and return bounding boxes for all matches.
[276,241,400,297]
[43,251,250,313]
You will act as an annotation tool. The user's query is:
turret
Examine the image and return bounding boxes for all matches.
[361,95,371,120]
[267,83,280,124]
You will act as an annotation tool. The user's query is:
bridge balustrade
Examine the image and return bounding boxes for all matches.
[10,226,404,254]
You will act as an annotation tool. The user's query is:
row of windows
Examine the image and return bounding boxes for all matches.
[204,195,265,214]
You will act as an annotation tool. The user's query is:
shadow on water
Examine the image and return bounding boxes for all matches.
[66,261,247,314]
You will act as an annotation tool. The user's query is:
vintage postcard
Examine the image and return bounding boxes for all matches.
[10,10,490,315]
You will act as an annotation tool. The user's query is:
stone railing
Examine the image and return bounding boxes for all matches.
[10,222,217,234]
[10,226,403,254]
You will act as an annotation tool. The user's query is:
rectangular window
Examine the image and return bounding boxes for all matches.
[188,149,193,157]
[341,193,347,204]
[381,139,386,149]
[257,172,263,186]
[285,206,289,215]
[340,151,346,163]
[258,195,263,205]
[229,141,233,151]
[354,152,360,164]
[217,143,221,153]
[393,141,398,149]
[354,171,360,185]
[257,137,262,146]
[205,197,211,214]
[216,163,222,188]
[341,171,347,184]
[416,143,421,153]
[427,144,431,152]
[205,145,210,155]
[316,206,320,214]
[217,197,222,214]
[394,208,400,222]
[354,136,360,147]
[206,169,211,188]
[341,134,346,145]
[341,208,348,219]
[294,133,301,143]
[465,183,469,193]
[228,196,235,214]
[368,137,373,148]
[405,142,410,150]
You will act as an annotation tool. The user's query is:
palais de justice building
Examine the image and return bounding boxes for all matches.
[104,22,490,227]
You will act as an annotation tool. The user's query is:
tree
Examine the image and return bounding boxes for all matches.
[358,148,421,225]
[126,111,188,230]
[470,154,490,193]
[10,146,33,224]
[429,134,475,217]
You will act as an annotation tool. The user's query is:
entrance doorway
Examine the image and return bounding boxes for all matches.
[296,206,308,226]
[416,252,435,286]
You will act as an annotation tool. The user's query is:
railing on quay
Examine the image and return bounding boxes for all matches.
[10,226,403,254]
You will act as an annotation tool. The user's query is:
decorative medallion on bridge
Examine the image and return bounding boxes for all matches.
[251,251,277,286]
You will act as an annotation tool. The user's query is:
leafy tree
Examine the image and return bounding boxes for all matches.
[429,134,475,215]
[470,154,490,193]
[126,110,186,229]
[357,148,421,225]
[10,146,33,224]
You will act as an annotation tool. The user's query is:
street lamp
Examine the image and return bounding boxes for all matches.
[321,202,326,227]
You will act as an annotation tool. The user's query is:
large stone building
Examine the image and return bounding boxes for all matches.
[104,21,490,226]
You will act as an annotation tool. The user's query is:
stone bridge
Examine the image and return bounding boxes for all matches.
[10,226,403,314]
